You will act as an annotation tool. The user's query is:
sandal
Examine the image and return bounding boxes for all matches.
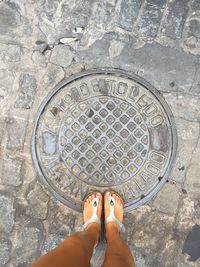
[82,192,102,230]
[104,191,125,232]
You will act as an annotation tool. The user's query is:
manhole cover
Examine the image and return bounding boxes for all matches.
[32,69,176,212]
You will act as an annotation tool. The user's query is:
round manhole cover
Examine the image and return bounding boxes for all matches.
[32,69,176,212]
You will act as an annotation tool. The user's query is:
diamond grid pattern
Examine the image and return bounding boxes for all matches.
[59,97,149,186]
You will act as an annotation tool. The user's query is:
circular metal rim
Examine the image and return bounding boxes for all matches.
[31,68,177,212]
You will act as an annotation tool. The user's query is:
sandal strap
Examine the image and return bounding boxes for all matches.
[83,197,100,230]
[105,196,125,232]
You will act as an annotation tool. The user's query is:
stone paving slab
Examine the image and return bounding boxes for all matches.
[0,1,200,266]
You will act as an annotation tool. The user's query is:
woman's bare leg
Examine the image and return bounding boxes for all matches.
[30,193,102,267]
[101,192,136,267]
[30,226,99,267]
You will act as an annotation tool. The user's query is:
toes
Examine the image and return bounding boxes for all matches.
[84,198,89,208]
[84,192,103,210]
[107,191,123,206]
[85,192,102,206]
[83,192,102,226]
[116,197,120,205]
[95,192,102,206]
[88,195,92,204]
[104,191,109,202]
[96,192,102,201]
[106,191,111,199]
[117,195,123,206]
[112,193,117,202]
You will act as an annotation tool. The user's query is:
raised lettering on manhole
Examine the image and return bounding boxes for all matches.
[32,70,176,212]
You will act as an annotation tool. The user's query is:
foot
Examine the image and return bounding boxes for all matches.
[83,192,103,232]
[104,191,124,233]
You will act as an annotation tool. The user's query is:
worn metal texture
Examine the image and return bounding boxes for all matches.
[32,69,177,212]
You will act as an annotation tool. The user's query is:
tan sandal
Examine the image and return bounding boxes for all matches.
[104,190,125,232]
[82,192,102,230]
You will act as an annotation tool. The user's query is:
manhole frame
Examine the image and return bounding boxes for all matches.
[31,68,177,212]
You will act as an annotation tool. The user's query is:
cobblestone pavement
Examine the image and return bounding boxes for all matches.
[0,0,200,266]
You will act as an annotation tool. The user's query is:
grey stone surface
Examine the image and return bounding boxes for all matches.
[174,222,200,267]
[118,0,142,32]
[108,40,125,59]
[26,183,49,220]
[182,224,200,262]
[80,1,116,47]
[0,243,10,266]
[15,73,37,109]
[188,19,200,38]
[161,0,189,39]
[0,117,5,146]
[0,195,14,233]
[65,62,85,76]
[136,0,166,38]
[0,242,10,264]
[164,93,200,122]
[1,158,23,186]
[0,1,199,266]
[0,1,32,47]
[6,118,27,151]
[122,207,176,267]
[41,234,64,254]
[190,0,200,10]
[0,2,21,35]
[80,40,199,94]
[0,44,21,67]
[50,44,74,68]
[40,63,65,90]
[12,225,41,265]
[0,232,11,265]
[171,118,199,183]
[0,69,14,101]
[152,182,181,214]
[48,204,77,236]
[185,133,200,200]
[37,0,91,44]
[178,196,197,227]
[91,242,148,267]
[31,50,48,69]
[183,17,200,55]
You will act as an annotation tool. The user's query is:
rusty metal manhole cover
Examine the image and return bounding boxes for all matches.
[32,69,177,212]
